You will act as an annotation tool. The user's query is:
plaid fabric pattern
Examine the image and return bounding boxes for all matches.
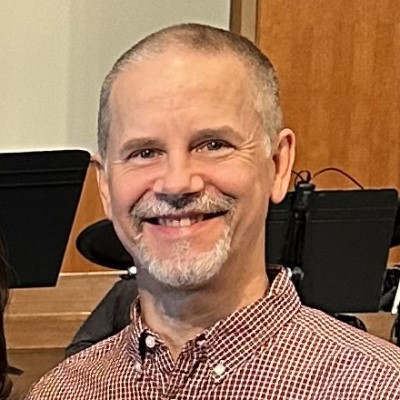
[26,268,400,399]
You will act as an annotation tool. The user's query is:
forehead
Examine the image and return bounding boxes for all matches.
[110,49,252,113]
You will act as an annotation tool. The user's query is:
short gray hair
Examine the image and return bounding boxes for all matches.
[97,23,282,159]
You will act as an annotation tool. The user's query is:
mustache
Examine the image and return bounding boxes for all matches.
[131,193,236,220]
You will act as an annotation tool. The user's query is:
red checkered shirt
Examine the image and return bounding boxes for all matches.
[26,268,400,399]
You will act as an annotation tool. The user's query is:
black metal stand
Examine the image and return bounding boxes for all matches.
[281,181,315,289]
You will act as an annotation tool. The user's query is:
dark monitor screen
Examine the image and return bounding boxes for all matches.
[266,189,398,313]
[0,150,90,288]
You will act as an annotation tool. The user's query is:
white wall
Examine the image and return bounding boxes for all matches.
[0,0,230,153]
[0,0,71,152]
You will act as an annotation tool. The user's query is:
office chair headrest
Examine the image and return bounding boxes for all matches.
[76,219,133,270]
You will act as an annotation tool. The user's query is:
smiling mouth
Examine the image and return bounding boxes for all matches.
[143,211,227,227]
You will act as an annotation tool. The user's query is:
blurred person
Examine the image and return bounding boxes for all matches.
[0,232,12,399]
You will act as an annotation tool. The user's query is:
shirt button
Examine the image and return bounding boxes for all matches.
[213,362,226,376]
[135,362,142,373]
[145,335,156,349]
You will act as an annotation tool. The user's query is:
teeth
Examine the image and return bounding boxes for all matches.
[157,216,202,227]
[180,218,191,227]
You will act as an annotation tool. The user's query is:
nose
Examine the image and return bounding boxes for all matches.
[152,153,204,196]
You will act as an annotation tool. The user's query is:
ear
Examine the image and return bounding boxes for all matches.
[270,128,296,204]
[92,153,113,220]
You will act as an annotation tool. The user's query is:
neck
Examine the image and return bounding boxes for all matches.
[137,261,269,360]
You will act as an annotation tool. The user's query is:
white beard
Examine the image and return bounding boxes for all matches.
[135,225,232,289]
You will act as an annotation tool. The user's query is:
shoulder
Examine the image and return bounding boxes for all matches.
[292,305,400,371]
[265,305,400,397]
[25,328,131,399]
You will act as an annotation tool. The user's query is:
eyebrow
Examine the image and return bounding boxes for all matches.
[192,126,243,142]
[119,137,162,155]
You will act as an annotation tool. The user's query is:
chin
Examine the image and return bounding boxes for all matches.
[148,259,223,289]
[137,227,232,289]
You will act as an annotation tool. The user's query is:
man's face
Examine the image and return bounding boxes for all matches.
[97,49,294,288]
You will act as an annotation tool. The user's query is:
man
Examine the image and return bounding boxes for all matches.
[26,23,400,399]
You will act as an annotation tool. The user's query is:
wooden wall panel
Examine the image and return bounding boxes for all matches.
[258,0,400,263]
[258,0,400,189]
[5,272,120,348]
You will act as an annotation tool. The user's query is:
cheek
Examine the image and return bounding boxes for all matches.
[211,160,271,201]
[108,169,149,214]
[211,160,272,237]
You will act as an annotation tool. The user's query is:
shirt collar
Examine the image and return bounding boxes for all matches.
[127,299,147,364]
[127,266,301,379]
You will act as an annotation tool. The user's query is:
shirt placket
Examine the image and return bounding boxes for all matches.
[162,350,203,400]
[141,334,203,400]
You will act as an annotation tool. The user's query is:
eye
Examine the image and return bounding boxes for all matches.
[196,140,232,153]
[128,148,158,159]
[206,141,223,151]
[124,148,164,165]
[138,149,156,159]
